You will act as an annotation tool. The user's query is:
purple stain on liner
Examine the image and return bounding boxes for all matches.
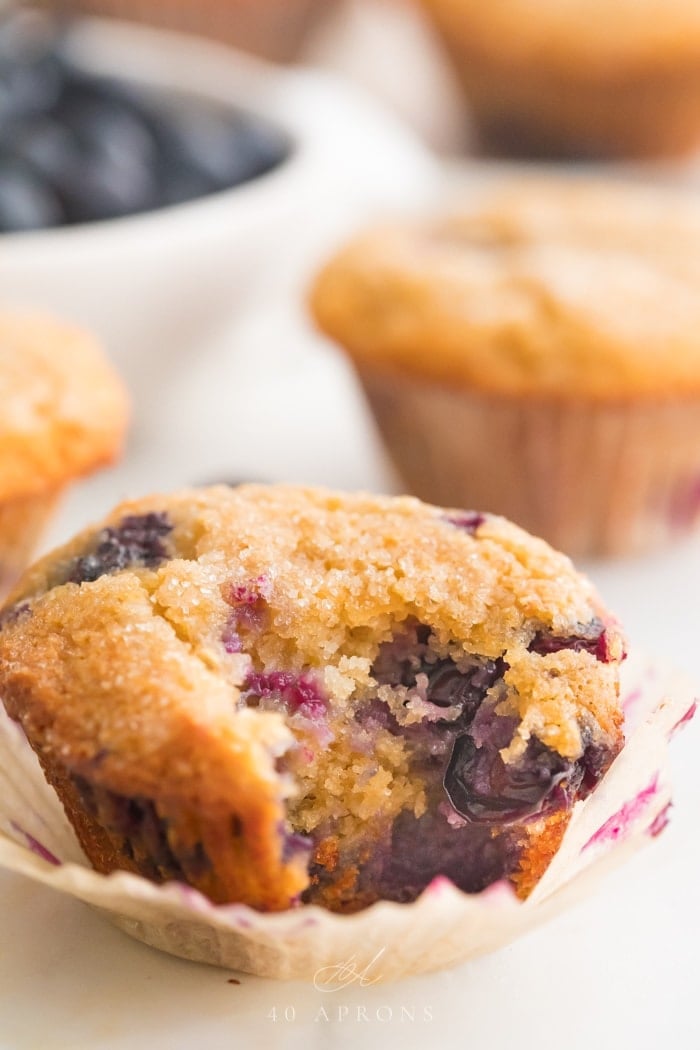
[670,700,697,738]
[10,822,61,865]
[648,802,672,838]
[622,687,643,713]
[425,875,453,896]
[175,883,212,912]
[473,879,516,903]
[583,774,660,851]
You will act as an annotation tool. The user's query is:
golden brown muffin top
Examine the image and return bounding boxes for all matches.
[0,313,129,501]
[420,0,700,73]
[311,179,700,400]
[1,484,623,781]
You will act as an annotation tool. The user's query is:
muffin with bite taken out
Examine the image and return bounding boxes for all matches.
[0,484,625,911]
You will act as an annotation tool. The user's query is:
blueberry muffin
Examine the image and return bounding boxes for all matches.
[311,178,700,557]
[0,484,625,912]
[419,0,700,158]
[0,313,128,596]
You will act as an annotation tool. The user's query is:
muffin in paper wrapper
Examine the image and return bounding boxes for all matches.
[0,488,63,601]
[359,366,700,559]
[0,652,695,982]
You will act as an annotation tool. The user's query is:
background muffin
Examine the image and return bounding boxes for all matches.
[0,312,128,595]
[418,0,700,157]
[311,178,700,557]
[0,484,624,912]
[42,0,336,62]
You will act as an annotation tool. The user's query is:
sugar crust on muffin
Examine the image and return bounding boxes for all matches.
[0,485,625,912]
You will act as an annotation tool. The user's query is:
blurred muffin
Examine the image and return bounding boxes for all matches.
[43,0,336,62]
[0,484,624,911]
[419,0,700,158]
[311,178,700,557]
[0,313,128,595]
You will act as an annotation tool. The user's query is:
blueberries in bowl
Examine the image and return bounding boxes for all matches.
[0,9,290,232]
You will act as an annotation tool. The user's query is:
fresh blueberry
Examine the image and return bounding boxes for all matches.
[7,115,78,185]
[152,103,288,196]
[0,10,290,232]
[0,157,63,230]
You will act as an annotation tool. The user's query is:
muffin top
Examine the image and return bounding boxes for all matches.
[0,313,129,501]
[420,1,700,73]
[0,485,624,908]
[311,179,700,400]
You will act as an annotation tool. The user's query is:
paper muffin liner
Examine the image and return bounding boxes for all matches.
[0,487,63,602]
[0,651,695,981]
[418,2,700,159]
[359,367,700,559]
[44,0,336,62]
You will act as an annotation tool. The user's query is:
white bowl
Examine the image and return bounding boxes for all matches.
[0,18,437,432]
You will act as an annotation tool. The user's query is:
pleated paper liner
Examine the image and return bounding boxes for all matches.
[0,487,64,602]
[0,652,695,982]
[358,366,700,558]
